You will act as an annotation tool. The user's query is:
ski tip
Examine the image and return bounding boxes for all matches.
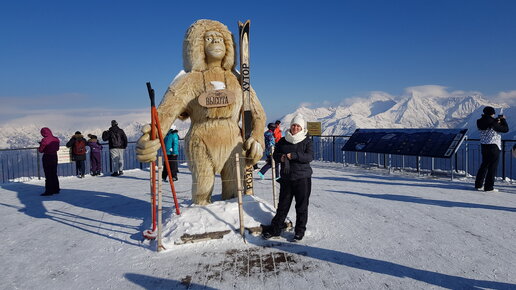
[238,20,250,29]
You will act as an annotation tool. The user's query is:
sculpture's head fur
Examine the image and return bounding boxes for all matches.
[183,19,236,72]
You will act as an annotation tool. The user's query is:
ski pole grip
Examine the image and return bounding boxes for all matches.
[146,82,155,107]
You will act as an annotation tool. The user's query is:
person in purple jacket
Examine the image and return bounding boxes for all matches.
[87,134,103,176]
[38,127,61,196]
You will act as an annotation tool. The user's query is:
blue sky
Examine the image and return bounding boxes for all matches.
[1,0,515,126]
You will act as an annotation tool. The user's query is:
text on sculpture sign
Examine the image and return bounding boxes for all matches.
[198,89,236,108]
[241,64,250,92]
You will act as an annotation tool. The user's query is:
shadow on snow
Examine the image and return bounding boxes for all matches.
[1,182,153,247]
[249,238,515,289]
[329,190,516,212]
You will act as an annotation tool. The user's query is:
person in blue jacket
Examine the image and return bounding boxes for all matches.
[162,127,179,182]
[258,123,280,179]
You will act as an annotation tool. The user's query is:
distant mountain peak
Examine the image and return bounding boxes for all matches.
[280,94,514,139]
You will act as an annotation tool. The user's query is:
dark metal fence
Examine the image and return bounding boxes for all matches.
[312,136,516,181]
[0,141,188,183]
[1,137,514,184]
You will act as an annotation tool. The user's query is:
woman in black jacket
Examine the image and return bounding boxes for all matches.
[262,114,313,241]
[475,106,509,192]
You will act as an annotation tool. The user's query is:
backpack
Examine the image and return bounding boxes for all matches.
[73,139,86,155]
[111,132,124,148]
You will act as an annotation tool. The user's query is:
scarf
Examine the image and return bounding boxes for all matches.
[284,129,307,144]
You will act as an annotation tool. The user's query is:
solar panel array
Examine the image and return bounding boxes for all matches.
[341,128,468,158]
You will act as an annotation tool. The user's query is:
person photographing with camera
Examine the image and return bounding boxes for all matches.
[475,106,509,192]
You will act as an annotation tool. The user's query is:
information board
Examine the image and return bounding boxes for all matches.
[341,128,468,158]
[57,146,72,164]
[307,122,322,136]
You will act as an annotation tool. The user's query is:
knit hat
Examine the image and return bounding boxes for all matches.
[290,114,306,131]
[483,106,495,116]
[75,131,81,135]
[111,120,118,126]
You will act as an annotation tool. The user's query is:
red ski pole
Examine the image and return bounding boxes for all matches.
[152,108,181,215]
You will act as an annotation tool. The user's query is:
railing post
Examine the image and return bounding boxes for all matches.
[383,154,387,168]
[501,140,506,180]
[431,157,434,175]
[319,137,323,161]
[464,136,468,177]
[454,153,459,173]
[332,136,336,162]
[36,150,41,180]
[451,153,455,181]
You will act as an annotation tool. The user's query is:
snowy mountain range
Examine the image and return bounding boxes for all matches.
[0,94,513,149]
[281,94,515,139]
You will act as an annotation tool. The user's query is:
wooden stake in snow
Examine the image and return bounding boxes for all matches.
[271,146,278,209]
[157,156,165,252]
[235,153,246,242]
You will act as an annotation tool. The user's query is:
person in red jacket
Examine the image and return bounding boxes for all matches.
[273,120,282,143]
[38,127,61,196]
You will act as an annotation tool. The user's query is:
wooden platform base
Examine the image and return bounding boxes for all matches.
[175,221,293,244]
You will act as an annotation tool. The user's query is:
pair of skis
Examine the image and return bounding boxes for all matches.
[143,82,180,241]
[239,20,254,196]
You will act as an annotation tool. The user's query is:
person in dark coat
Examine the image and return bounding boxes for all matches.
[38,127,61,196]
[87,134,103,176]
[475,106,509,192]
[262,114,313,241]
[102,120,128,176]
[66,131,87,178]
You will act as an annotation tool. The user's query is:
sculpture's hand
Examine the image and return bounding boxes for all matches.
[243,137,263,166]
[136,124,161,162]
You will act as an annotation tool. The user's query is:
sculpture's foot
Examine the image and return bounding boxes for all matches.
[221,192,237,200]
[193,195,212,206]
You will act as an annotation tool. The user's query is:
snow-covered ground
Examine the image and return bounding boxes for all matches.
[1,162,515,289]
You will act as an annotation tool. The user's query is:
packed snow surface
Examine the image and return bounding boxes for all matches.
[1,162,515,289]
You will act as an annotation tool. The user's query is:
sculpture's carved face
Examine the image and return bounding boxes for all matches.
[204,31,226,62]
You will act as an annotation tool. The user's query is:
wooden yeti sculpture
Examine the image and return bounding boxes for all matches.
[136,19,266,205]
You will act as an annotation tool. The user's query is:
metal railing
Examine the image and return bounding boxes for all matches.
[312,136,516,181]
[0,141,187,183]
[0,137,514,184]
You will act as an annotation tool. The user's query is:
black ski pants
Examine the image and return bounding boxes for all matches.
[475,144,500,191]
[162,154,178,180]
[271,177,312,236]
[75,160,85,176]
[43,154,60,194]
[259,156,280,177]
